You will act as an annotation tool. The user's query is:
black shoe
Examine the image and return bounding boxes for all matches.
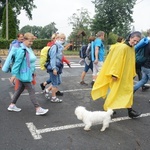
[142,86,149,92]
[80,81,88,85]
[113,111,117,115]
[56,91,63,96]
[128,109,141,118]
[91,81,95,88]
[40,83,45,91]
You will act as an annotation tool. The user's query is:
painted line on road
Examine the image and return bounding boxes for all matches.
[26,112,150,140]
[1,78,8,81]
[8,88,91,96]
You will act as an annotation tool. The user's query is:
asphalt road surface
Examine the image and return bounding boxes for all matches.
[0,57,150,150]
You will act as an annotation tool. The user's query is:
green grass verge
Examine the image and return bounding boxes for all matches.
[63,50,79,55]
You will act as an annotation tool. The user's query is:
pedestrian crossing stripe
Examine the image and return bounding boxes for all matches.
[35,62,84,69]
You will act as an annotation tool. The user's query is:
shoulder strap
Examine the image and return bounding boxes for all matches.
[23,49,30,68]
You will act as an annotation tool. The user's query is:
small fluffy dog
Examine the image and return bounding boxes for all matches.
[75,106,113,131]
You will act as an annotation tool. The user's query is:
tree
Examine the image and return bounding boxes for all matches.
[20,25,43,38]
[40,22,58,39]
[68,8,92,41]
[0,0,36,26]
[91,0,137,37]
[2,3,16,39]
[19,23,58,39]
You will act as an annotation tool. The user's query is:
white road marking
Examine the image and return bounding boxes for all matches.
[1,78,8,81]
[26,112,150,140]
[8,88,91,96]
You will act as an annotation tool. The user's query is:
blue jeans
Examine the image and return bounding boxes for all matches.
[134,67,149,92]
[49,72,61,87]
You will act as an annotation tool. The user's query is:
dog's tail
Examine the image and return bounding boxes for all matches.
[106,109,114,116]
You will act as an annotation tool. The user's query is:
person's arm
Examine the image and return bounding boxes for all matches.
[94,39,102,64]
[94,46,99,64]
[62,56,71,67]
[50,45,58,75]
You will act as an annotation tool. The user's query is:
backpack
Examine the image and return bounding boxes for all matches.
[2,40,22,73]
[136,41,150,65]
[40,46,51,70]
[40,44,58,70]
[86,42,93,60]
[79,45,88,59]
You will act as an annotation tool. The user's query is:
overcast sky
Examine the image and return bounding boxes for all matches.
[18,0,150,37]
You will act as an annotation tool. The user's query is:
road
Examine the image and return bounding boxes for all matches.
[0,57,150,150]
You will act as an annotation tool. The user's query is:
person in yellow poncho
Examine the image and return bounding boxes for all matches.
[109,36,124,52]
[91,31,142,118]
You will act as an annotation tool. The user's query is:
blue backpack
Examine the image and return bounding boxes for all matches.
[135,38,150,65]
[2,41,22,73]
[79,45,88,59]
[135,42,150,66]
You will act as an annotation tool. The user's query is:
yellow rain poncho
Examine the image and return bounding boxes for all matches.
[91,43,136,110]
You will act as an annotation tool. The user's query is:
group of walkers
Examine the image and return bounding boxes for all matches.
[2,32,67,116]
[1,29,150,119]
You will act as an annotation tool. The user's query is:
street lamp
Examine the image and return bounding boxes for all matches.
[6,0,8,40]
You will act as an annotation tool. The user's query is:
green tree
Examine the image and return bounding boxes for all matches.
[91,0,137,37]
[19,23,58,39]
[0,0,36,26]
[0,27,2,38]
[20,25,43,38]
[68,8,92,41]
[2,3,16,39]
[40,22,58,39]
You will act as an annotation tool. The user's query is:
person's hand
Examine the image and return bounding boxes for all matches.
[53,69,57,75]
[67,63,71,68]
[33,73,36,77]
[94,59,98,64]
[112,76,117,81]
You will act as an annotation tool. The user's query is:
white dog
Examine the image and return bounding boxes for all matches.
[75,106,113,131]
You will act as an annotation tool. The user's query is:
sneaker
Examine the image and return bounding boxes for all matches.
[36,107,49,116]
[40,83,45,91]
[80,81,88,85]
[51,97,62,103]
[45,93,50,99]
[56,91,63,96]
[45,89,50,99]
[142,86,149,92]
[7,105,21,112]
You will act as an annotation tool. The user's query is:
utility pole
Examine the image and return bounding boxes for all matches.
[6,0,8,40]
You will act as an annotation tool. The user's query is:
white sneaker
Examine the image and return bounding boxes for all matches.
[36,107,49,116]
[45,89,50,99]
[7,105,21,112]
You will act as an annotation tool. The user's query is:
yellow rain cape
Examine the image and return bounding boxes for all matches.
[91,43,136,110]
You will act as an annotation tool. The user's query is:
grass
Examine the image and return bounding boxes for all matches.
[63,50,79,55]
